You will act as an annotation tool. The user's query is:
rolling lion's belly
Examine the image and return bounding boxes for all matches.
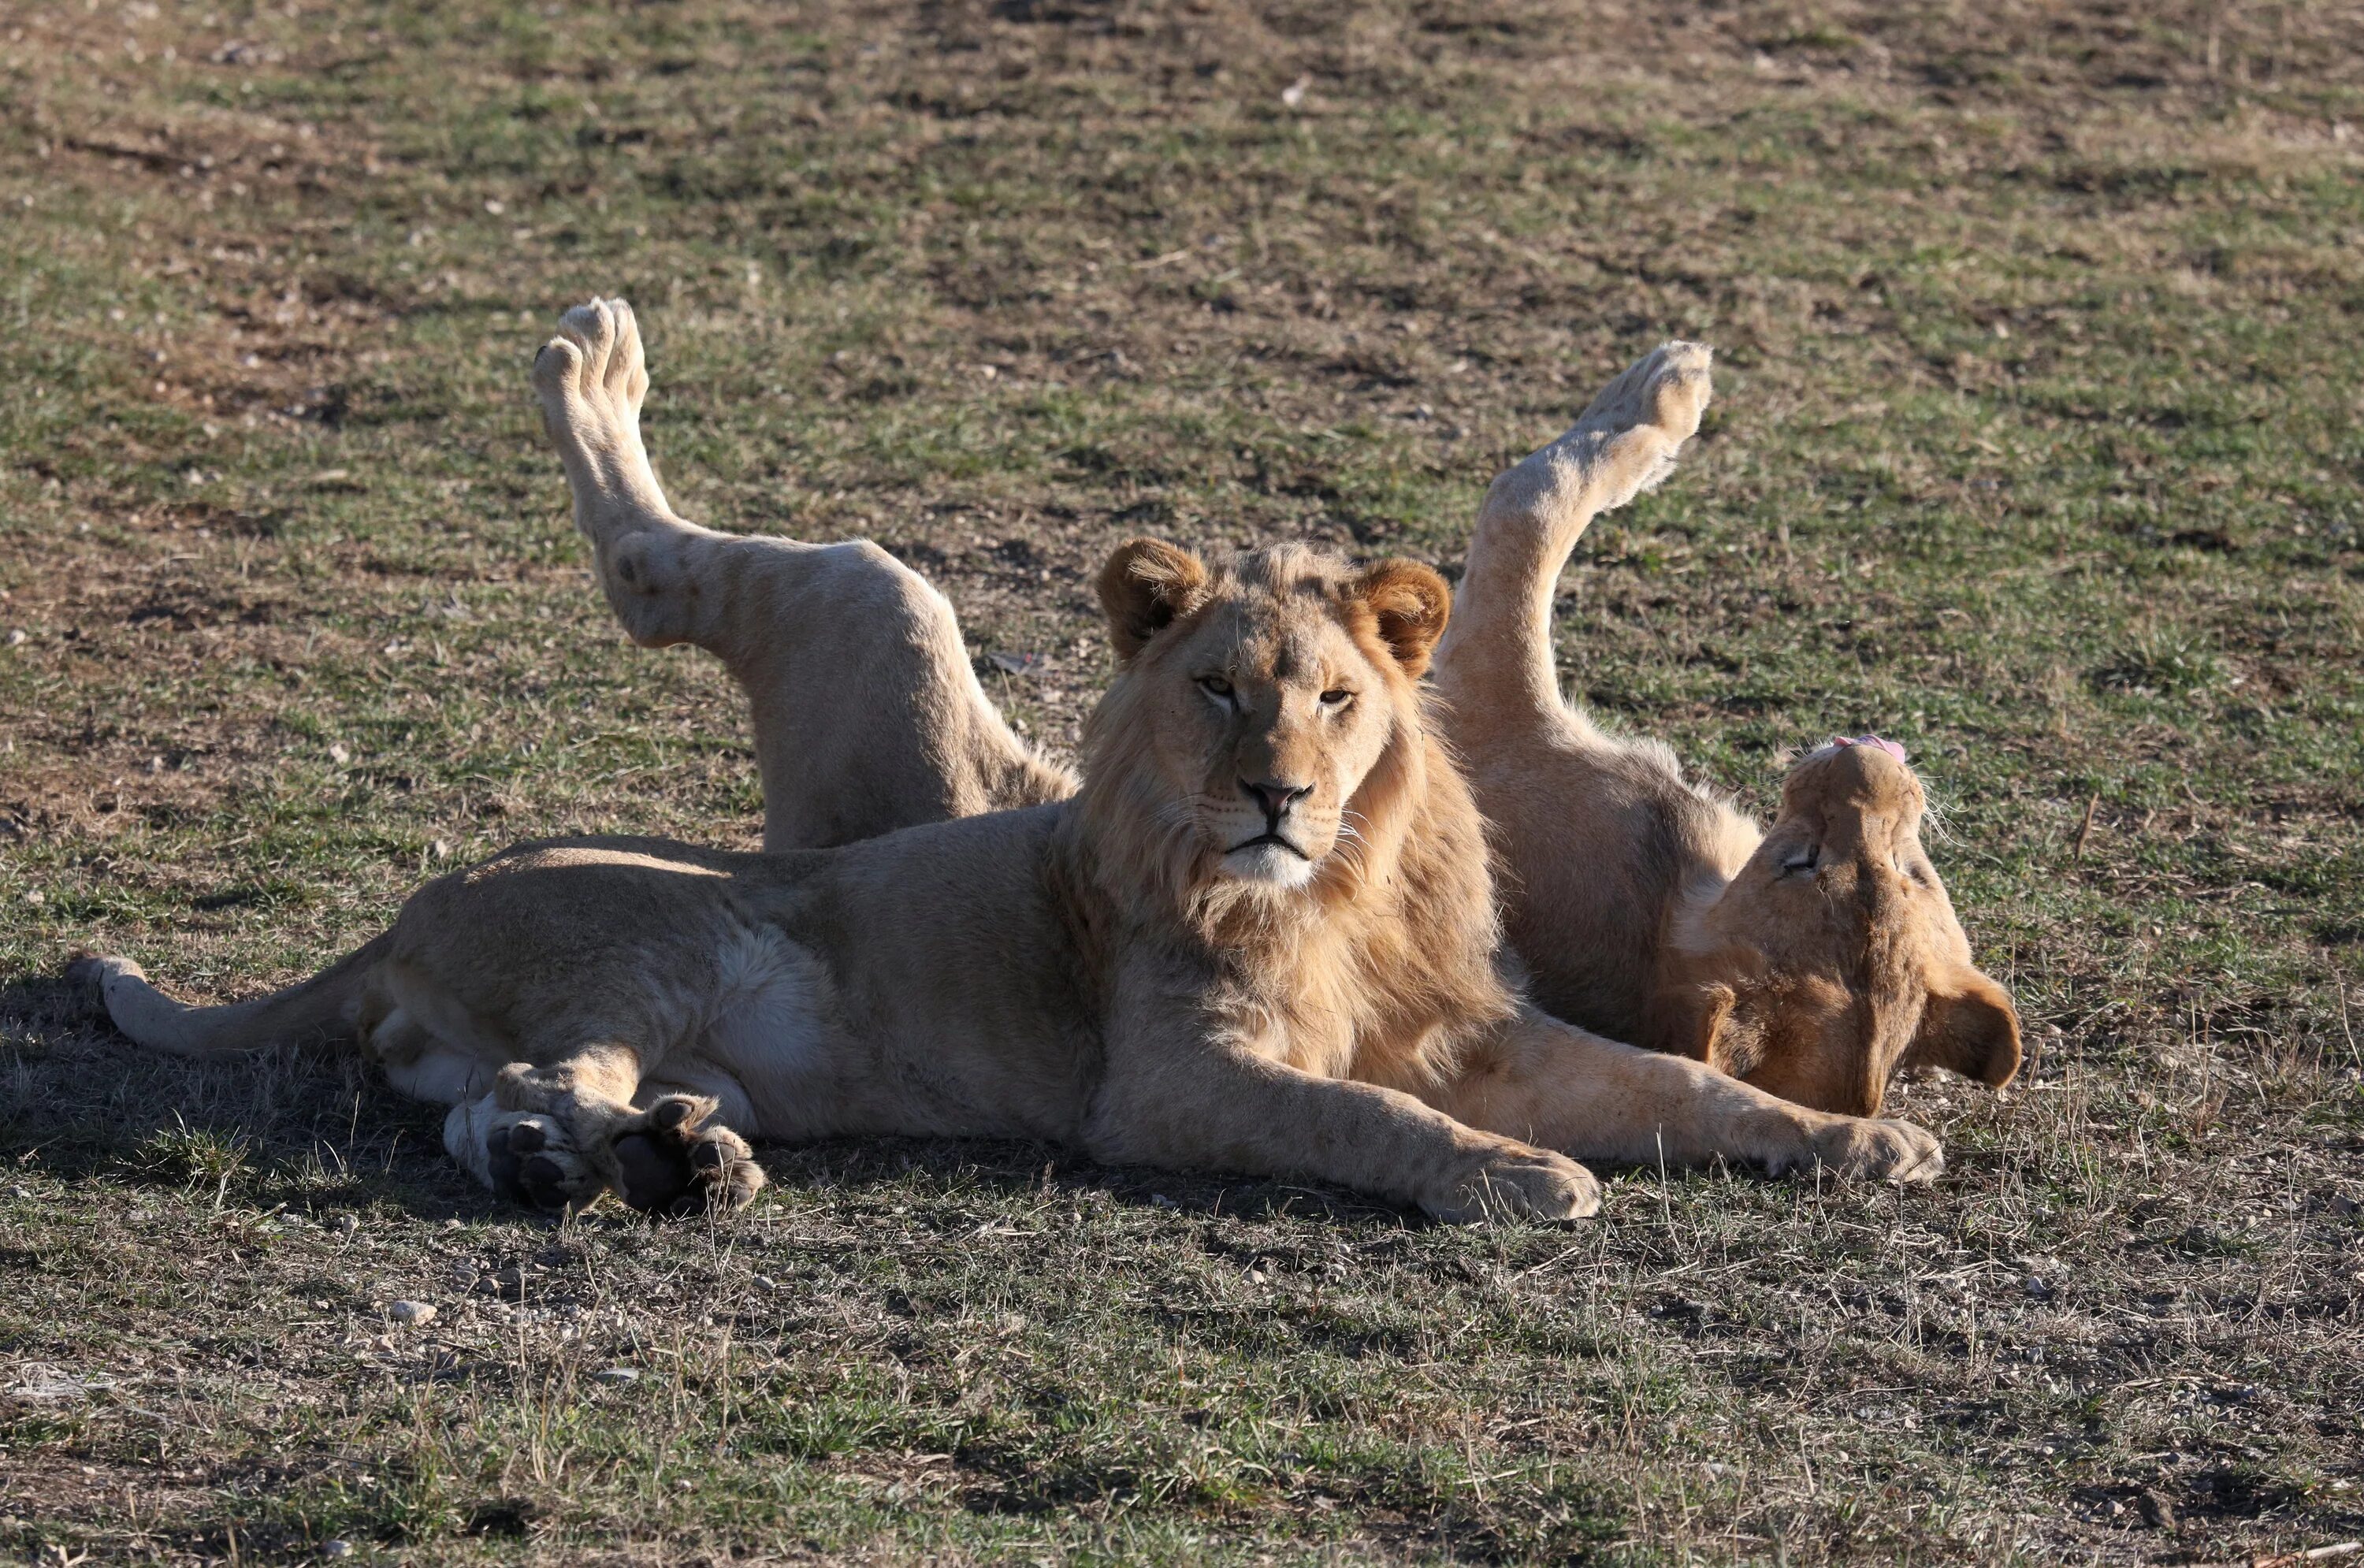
[695,921,847,1140]
[668,907,1097,1146]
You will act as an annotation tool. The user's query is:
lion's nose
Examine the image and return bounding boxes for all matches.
[1243,778,1312,822]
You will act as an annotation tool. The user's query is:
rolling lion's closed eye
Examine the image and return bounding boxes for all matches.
[1780,845,1820,877]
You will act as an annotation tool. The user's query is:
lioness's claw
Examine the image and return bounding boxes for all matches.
[1429,1146,1600,1224]
[611,1094,767,1217]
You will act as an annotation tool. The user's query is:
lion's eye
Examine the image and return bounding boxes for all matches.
[1319,689,1353,708]
[1197,675,1234,702]
[1780,845,1819,877]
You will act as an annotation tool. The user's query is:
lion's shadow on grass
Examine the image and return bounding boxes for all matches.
[0,966,1418,1229]
[0,965,509,1221]
[760,1134,1422,1228]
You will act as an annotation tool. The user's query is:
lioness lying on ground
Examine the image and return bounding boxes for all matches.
[80,305,1946,1217]
[1431,344,2021,1114]
[529,301,2019,1120]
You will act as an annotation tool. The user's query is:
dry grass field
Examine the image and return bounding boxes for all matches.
[2,1,2361,1562]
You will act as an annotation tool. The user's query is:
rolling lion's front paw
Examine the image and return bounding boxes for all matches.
[485,1113,603,1213]
[1426,1146,1600,1224]
[611,1095,767,1218]
[1793,1116,1946,1185]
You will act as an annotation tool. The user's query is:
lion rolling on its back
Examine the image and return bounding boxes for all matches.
[1429,341,2023,1116]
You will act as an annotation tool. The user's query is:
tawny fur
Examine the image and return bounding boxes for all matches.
[522,303,2010,1121]
[1429,343,2022,1116]
[79,301,1952,1221]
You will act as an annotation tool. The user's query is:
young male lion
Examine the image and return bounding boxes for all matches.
[78,307,1944,1218]
[516,301,2017,1122]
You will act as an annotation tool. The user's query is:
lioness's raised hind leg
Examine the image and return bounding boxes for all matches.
[532,298,705,649]
[533,298,1072,849]
[1433,340,1712,730]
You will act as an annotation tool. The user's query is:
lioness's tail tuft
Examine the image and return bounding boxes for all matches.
[76,934,390,1057]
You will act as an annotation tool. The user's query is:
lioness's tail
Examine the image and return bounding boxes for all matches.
[72,933,392,1056]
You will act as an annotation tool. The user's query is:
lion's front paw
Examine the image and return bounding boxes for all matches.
[486,1113,604,1213]
[611,1096,767,1218]
[1426,1146,1600,1224]
[1790,1116,1946,1185]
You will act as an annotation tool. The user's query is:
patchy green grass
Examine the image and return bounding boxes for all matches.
[2,1,2360,1562]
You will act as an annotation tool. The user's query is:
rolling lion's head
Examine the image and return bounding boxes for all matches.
[1665,738,2022,1115]
[1072,537,1464,924]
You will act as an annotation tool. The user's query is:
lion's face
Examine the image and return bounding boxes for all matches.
[1087,540,1451,897]
[1676,741,2021,1115]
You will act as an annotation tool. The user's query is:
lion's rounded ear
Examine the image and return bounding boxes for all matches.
[1096,538,1209,660]
[1352,559,1452,678]
[1904,968,2022,1090]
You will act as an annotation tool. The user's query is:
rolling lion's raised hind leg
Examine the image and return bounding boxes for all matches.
[1433,341,1713,739]
[532,298,1072,850]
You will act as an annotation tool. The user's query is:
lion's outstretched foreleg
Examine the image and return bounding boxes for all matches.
[532,299,1071,850]
[1444,1007,1945,1183]
[1083,967,1600,1223]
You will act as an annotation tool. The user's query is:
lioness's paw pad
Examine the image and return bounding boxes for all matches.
[1577,340,1713,447]
[1430,1147,1600,1224]
[1799,1116,1946,1185]
[611,1096,766,1218]
[533,296,648,425]
[485,1113,600,1213]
